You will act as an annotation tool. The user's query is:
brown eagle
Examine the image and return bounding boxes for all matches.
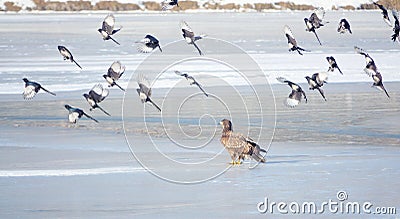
[219,119,266,165]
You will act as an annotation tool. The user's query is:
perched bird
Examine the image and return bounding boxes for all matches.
[64,104,98,124]
[135,34,162,53]
[372,1,392,26]
[22,78,56,100]
[57,46,82,69]
[180,21,205,55]
[354,46,377,75]
[391,10,400,42]
[305,73,328,101]
[219,119,266,165]
[369,72,390,98]
[337,18,352,34]
[136,74,161,112]
[103,61,125,92]
[175,71,208,97]
[83,84,111,116]
[276,77,308,108]
[161,0,179,10]
[326,56,343,75]
[284,25,310,55]
[98,14,122,45]
[304,8,325,45]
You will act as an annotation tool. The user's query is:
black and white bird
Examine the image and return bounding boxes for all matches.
[354,46,377,75]
[135,34,162,53]
[355,47,390,98]
[103,61,125,92]
[305,72,328,101]
[175,71,208,97]
[284,25,310,55]
[326,56,343,75]
[391,10,400,43]
[304,8,325,45]
[98,14,122,45]
[64,104,99,124]
[57,46,82,69]
[370,72,390,98]
[161,0,179,10]
[276,77,307,108]
[83,84,111,116]
[337,18,352,34]
[22,78,56,100]
[136,74,161,112]
[180,21,205,55]
[372,1,392,26]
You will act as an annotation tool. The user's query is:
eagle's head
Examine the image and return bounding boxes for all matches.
[220,119,232,132]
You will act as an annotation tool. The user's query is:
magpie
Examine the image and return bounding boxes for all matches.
[326,56,343,75]
[305,73,328,101]
[136,74,161,112]
[64,104,99,124]
[57,46,82,69]
[22,78,56,100]
[337,18,352,34]
[175,71,208,97]
[83,84,111,116]
[304,8,325,45]
[372,1,392,26]
[284,25,310,55]
[180,21,206,55]
[103,61,125,92]
[161,0,179,10]
[276,77,307,108]
[391,10,399,42]
[98,14,122,45]
[136,34,162,53]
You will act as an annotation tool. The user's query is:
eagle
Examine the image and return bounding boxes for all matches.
[219,119,266,165]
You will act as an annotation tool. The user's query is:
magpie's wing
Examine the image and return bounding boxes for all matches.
[103,14,115,34]
[137,74,152,97]
[284,25,297,47]
[108,61,124,79]
[136,37,155,53]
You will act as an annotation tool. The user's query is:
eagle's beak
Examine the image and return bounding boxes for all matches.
[219,121,223,126]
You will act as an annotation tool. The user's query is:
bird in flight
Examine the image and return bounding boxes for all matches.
[161,0,179,10]
[391,10,399,43]
[103,61,125,92]
[180,21,205,55]
[57,46,82,69]
[305,72,328,101]
[22,78,56,100]
[64,104,99,124]
[135,34,162,53]
[276,77,307,107]
[175,71,208,97]
[304,8,325,45]
[326,56,343,75]
[136,74,161,112]
[354,46,390,98]
[98,14,122,45]
[337,18,352,34]
[372,1,392,26]
[83,84,111,116]
[219,119,267,165]
[284,25,310,55]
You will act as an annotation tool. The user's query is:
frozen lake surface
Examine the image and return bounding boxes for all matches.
[0,11,399,218]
